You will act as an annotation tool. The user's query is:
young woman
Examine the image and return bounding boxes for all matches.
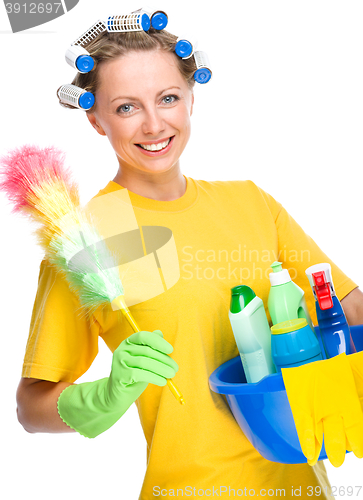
[16,26,363,499]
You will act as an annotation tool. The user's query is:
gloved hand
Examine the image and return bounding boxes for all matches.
[281,353,363,467]
[57,330,179,438]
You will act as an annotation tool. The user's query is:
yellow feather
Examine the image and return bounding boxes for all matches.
[26,179,81,250]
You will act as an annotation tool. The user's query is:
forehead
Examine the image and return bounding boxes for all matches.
[97,50,186,94]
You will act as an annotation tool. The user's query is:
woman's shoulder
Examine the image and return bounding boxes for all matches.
[190,177,264,198]
[189,177,281,215]
[191,177,257,188]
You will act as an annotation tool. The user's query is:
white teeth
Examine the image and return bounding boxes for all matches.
[139,138,171,151]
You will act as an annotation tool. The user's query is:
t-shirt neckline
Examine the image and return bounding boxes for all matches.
[101,175,199,213]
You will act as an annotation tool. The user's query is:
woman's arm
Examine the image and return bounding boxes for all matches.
[16,331,179,438]
[341,287,363,325]
[16,377,76,433]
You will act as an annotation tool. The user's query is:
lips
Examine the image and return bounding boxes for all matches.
[135,136,175,156]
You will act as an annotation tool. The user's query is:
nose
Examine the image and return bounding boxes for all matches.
[141,105,166,136]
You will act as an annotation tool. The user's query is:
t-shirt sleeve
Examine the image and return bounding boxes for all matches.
[22,259,100,383]
[254,183,358,324]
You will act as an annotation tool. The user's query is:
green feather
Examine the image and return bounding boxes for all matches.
[48,212,124,317]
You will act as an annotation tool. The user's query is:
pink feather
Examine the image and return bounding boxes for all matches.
[0,144,77,214]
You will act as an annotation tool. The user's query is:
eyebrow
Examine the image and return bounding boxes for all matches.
[110,87,181,103]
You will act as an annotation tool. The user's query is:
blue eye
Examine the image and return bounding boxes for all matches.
[117,103,134,114]
[163,95,179,104]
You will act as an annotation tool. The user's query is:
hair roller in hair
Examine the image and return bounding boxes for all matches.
[66,20,107,73]
[65,45,94,74]
[150,10,168,30]
[175,37,197,59]
[132,7,168,30]
[193,51,212,84]
[72,19,107,46]
[58,84,95,110]
[107,13,150,32]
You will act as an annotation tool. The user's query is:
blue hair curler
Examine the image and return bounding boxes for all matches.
[58,84,95,110]
[193,51,212,84]
[65,45,94,74]
[175,37,197,59]
[132,7,168,30]
[151,11,168,30]
[66,20,107,74]
[107,13,150,32]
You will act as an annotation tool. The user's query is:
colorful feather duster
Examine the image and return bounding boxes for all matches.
[0,144,184,404]
[0,144,80,251]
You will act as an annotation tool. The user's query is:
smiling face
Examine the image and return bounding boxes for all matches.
[87,49,194,176]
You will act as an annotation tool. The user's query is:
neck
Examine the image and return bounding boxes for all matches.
[112,164,187,201]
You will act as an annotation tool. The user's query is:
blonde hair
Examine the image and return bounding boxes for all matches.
[58,28,197,111]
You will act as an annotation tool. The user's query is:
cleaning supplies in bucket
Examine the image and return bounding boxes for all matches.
[268,261,313,328]
[209,325,363,465]
[305,263,356,357]
[228,285,276,383]
[270,319,323,371]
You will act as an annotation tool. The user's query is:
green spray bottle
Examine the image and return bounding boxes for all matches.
[267,261,314,328]
[229,285,276,383]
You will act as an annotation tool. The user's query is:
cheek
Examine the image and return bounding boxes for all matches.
[103,119,133,146]
[174,106,191,133]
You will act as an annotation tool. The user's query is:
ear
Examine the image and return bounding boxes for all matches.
[190,92,194,116]
[86,112,106,136]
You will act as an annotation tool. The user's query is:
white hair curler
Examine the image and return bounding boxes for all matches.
[57,84,95,110]
[107,13,151,32]
[132,7,168,30]
[65,20,107,74]
[65,45,94,74]
[72,19,107,47]
[193,51,212,84]
[175,37,198,59]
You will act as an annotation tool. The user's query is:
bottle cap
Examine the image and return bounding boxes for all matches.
[305,263,333,289]
[306,263,334,310]
[271,318,307,335]
[230,285,256,313]
[76,55,94,73]
[269,261,291,286]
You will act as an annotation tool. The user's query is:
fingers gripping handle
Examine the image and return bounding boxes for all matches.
[111,295,185,405]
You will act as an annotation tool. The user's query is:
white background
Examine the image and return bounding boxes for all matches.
[0,0,362,498]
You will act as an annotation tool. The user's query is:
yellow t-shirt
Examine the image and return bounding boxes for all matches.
[22,177,357,499]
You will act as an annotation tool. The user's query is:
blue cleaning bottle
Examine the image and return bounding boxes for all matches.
[305,263,356,358]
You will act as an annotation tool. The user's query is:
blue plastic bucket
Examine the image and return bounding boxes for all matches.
[209,325,363,464]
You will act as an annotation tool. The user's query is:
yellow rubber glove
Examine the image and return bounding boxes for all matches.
[281,353,363,468]
[348,350,363,411]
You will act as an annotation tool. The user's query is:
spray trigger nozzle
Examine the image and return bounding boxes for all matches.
[312,271,333,310]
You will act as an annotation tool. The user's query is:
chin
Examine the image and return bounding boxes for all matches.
[139,158,178,173]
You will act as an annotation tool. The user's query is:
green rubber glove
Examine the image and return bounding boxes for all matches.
[281,353,363,467]
[57,330,178,438]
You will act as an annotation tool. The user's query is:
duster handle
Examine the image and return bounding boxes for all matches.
[111,294,185,405]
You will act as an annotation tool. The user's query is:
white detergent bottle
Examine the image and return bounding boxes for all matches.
[228,285,276,383]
